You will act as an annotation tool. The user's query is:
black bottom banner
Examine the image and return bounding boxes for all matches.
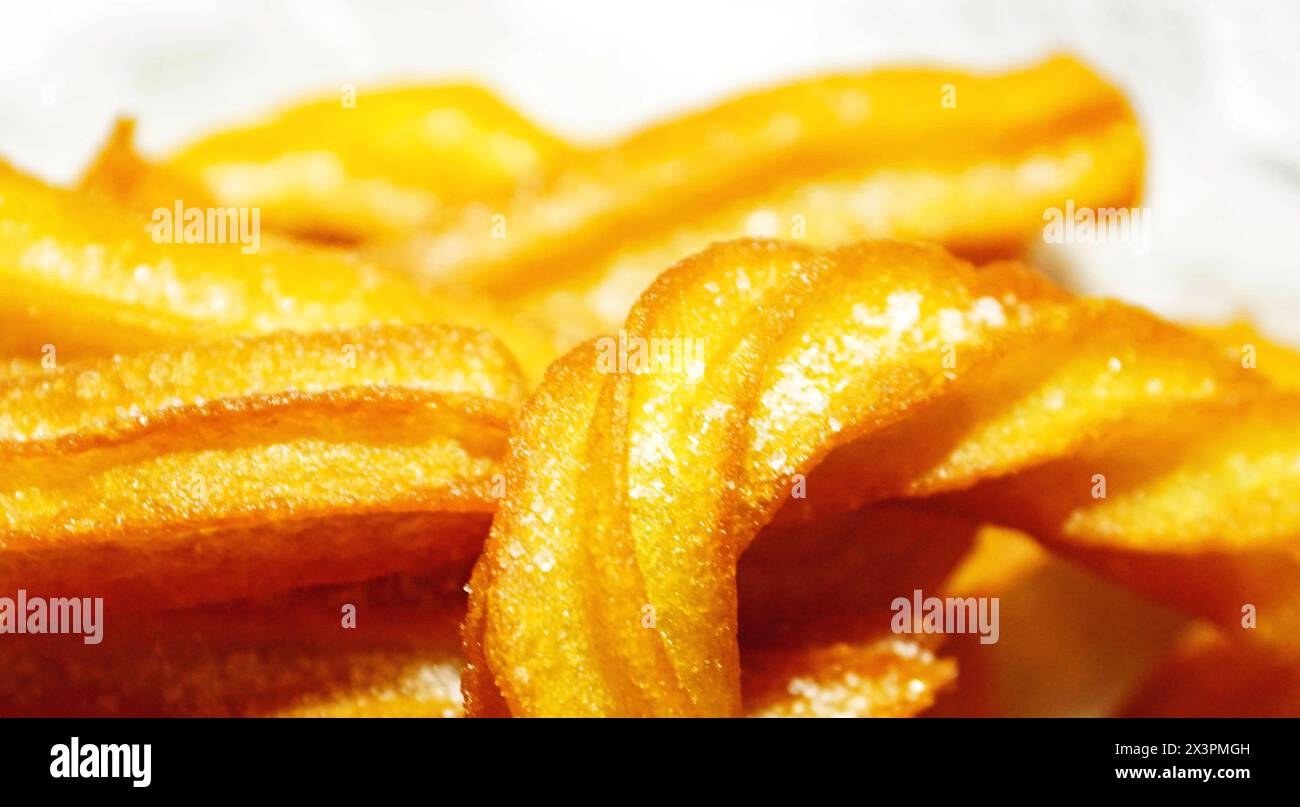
[0,717,1279,794]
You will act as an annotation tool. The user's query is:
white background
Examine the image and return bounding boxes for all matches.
[2,0,1298,339]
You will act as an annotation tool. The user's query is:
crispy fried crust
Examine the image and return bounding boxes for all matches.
[463,239,1299,717]
[0,322,524,609]
[0,159,430,355]
[5,156,557,380]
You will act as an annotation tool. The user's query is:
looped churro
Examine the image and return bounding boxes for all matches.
[463,239,1299,716]
[9,50,1287,719]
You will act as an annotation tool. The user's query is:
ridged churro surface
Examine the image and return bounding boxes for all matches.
[0,322,524,609]
[463,239,1298,717]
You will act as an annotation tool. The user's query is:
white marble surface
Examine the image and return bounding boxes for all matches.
[2,0,1297,339]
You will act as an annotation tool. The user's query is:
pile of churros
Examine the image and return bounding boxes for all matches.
[2,55,1297,717]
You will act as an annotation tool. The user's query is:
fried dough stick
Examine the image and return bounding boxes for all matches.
[392,56,1142,352]
[464,239,1299,717]
[0,517,957,718]
[4,156,556,379]
[163,85,573,243]
[72,57,1140,373]
[0,322,523,610]
[0,159,426,357]
[0,572,470,717]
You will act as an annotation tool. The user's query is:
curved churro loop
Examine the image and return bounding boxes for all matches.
[396,55,1142,353]
[463,239,1300,717]
[0,322,524,610]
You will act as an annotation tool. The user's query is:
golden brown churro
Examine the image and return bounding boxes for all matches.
[0,158,429,358]
[165,85,573,243]
[463,239,1298,716]
[5,154,556,379]
[0,322,523,610]
[144,58,1142,365]
[6,52,1293,719]
[0,572,470,717]
[388,56,1142,354]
